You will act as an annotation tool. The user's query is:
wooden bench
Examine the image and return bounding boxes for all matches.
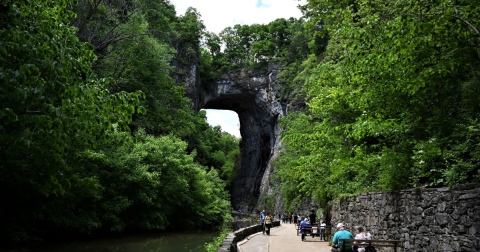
[301,226,331,241]
[338,239,402,252]
[295,223,319,236]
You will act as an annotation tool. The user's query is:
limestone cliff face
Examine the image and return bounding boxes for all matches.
[181,61,306,213]
[201,64,286,211]
[170,40,202,111]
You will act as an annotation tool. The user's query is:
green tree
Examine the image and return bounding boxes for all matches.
[172,7,205,62]
[0,0,142,194]
[62,129,233,231]
[275,0,480,210]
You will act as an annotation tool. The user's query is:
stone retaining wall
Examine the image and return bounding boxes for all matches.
[331,183,480,251]
[217,221,281,252]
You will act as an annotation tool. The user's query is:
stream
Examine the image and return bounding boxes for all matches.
[13,220,257,252]
[21,230,218,252]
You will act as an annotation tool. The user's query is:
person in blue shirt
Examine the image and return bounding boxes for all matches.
[331,223,354,252]
[300,218,311,241]
[260,210,266,235]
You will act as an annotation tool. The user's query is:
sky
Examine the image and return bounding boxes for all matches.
[170,0,307,138]
[203,109,241,138]
[170,0,307,34]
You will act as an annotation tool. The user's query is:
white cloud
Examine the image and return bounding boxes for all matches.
[204,109,241,138]
[170,0,307,34]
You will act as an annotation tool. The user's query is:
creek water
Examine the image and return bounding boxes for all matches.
[16,220,257,252]
[21,230,218,252]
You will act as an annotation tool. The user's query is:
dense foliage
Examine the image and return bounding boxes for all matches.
[202,18,316,71]
[274,0,480,211]
[0,0,143,195]
[3,0,479,247]
[55,129,232,233]
[201,17,327,102]
[0,0,238,245]
[183,115,241,191]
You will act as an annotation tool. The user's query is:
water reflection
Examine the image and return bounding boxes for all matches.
[11,220,258,252]
[24,230,218,252]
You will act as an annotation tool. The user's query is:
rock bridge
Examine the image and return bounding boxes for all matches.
[185,63,300,211]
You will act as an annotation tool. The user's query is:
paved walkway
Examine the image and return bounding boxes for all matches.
[240,223,331,252]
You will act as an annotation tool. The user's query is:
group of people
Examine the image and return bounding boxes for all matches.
[260,209,320,236]
[299,212,327,242]
[330,223,372,252]
[297,210,372,252]
[259,210,274,236]
[279,210,319,224]
[260,209,372,252]
[280,212,292,223]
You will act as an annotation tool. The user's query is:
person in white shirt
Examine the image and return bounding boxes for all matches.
[320,220,327,241]
[354,226,372,252]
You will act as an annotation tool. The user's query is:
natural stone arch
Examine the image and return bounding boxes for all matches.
[198,64,288,211]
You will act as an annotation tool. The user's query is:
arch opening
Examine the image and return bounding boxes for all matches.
[202,92,278,211]
[191,65,286,212]
[203,109,241,139]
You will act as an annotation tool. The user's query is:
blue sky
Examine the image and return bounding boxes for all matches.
[170,0,307,138]
[256,0,272,8]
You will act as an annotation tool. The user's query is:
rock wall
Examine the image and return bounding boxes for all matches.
[170,40,202,110]
[217,221,281,252]
[331,184,480,252]
[183,63,305,213]
[201,64,285,212]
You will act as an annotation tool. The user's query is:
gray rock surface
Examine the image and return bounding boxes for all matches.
[183,62,305,212]
[201,64,287,211]
[331,184,480,252]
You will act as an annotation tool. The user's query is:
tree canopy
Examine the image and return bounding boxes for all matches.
[2,0,479,246]
[274,0,480,211]
[0,0,238,244]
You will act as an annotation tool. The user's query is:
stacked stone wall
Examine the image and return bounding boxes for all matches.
[331,184,480,252]
[217,221,280,252]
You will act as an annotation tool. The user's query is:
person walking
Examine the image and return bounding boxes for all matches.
[288,213,292,224]
[320,220,327,241]
[260,209,266,235]
[331,223,354,252]
[293,213,298,224]
[265,213,274,236]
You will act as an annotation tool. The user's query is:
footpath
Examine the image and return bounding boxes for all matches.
[239,223,331,252]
